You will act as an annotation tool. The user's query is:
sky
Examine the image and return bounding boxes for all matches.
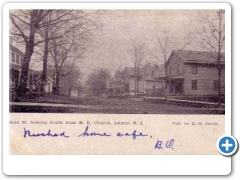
[78,10,199,79]
[26,10,218,81]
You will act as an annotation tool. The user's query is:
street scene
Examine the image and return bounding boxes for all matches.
[9,9,225,114]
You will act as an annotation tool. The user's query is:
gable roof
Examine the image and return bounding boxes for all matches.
[171,50,225,64]
[124,67,144,76]
[124,64,166,80]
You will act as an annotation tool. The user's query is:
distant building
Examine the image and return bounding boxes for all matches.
[139,72,165,95]
[24,70,54,94]
[105,79,125,96]
[70,89,79,97]
[123,65,165,96]
[160,50,225,96]
[42,76,53,93]
[123,67,140,95]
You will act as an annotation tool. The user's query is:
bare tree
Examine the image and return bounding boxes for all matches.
[59,66,83,96]
[194,10,225,106]
[10,10,102,97]
[49,34,83,95]
[37,10,98,94]
[150,27,189,100]
[129,43,146,95]
[10,10,52,97]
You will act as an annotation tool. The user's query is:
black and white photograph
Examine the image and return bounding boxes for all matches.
[9,9,225,114]
[3,2,234,176]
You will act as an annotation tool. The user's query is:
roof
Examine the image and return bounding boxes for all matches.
[143,68,165,80]
[10,63,21,69]
[171,50,225,64]
[124,65,165,78]
[124,67,143,77]
[10,45,24,56]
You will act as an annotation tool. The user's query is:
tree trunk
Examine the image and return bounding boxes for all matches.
[54,73,60,95]
[134,63,137,95]
[218,67,222,106]
[17,10,39,97]
[164,65,168,101]
[18,41,34,97]
[68,74,72,97]
[52,68,56,93]
[137,68,140,95]
[40,30,49,95]
[68,87,71,97]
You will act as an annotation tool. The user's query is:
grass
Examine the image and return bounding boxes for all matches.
[10,94,225,114]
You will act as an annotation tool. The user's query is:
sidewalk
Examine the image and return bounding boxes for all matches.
[10,102,102,109]
[141,96,225,108]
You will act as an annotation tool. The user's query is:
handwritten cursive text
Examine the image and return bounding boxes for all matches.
[78,126,111,137]
[23,127,69,138]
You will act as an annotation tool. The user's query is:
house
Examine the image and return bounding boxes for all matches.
[42,76,53,93]
[123,65,165,95]
[9,44,24,90]
[139,72,165,95]
[9,44,24,99]
[105,79,125,96]
[24,70,54,94]
[161,50,225,96]
[123,67,140,95]
[70,89,79,97]
[9,43,53,100]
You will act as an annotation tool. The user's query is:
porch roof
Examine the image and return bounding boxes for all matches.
[10,63,21,71]
[169,76,184,80]
[155,75,184,80]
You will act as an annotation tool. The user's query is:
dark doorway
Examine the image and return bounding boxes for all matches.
[169,79,183,94]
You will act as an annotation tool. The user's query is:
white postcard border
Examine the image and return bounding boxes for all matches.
[3,2,231,175]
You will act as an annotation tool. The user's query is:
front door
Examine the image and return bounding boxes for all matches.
[175,79,183,93]
[169,79,183,94]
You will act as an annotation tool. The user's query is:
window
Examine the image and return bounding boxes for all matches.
[191,65,197,74]
[177,65,180,74]
[169,67,172,75]
[16,55,20,64]
[192,80,197,90]
[20,57,23,64]
[214,80,219,91]
[11,52,15,63]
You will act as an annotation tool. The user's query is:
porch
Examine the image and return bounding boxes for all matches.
[168,77,184,94]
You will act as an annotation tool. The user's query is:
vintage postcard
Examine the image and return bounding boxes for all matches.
[3,2,231,175]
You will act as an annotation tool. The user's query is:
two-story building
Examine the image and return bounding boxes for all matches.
[10,44,24,99]
[163,50,225,96]
[10,44,53,100]
[105,80,125,96]
[123,66,165,95]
